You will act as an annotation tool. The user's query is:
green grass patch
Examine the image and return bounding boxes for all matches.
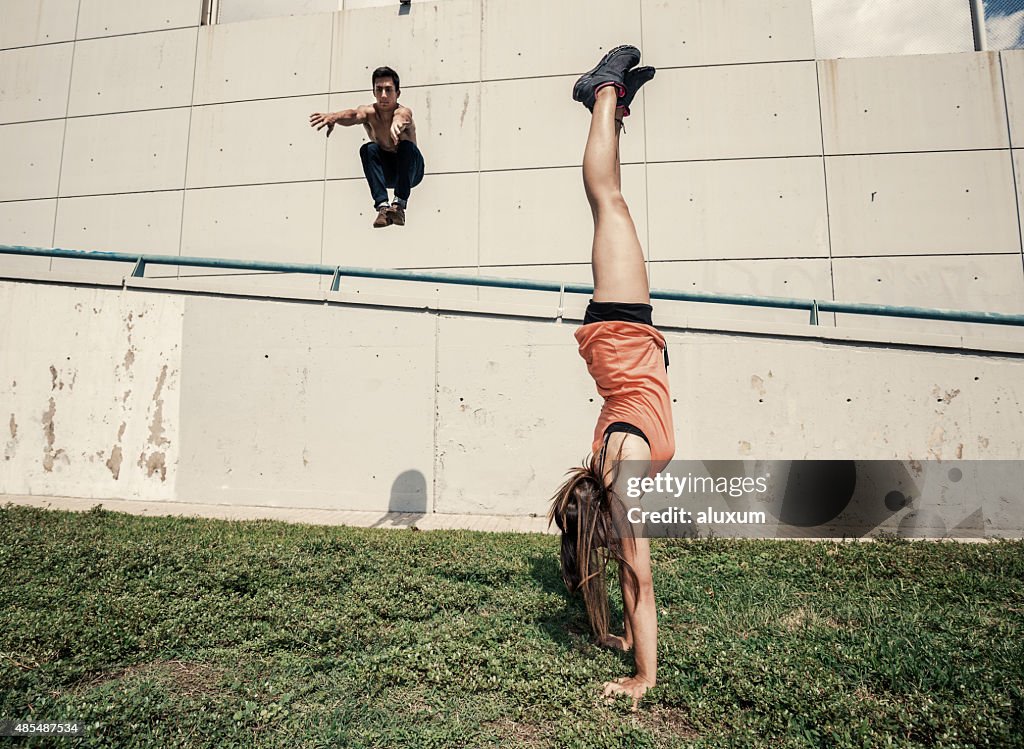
[1,503,1022,748]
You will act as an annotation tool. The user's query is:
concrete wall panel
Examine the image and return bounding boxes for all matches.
[333,0,481,92]
[433,314,596,516]
[832,254,1024,340]
[0,281,183,500]
[641,0,815,68]
[0,200,57,274]
[478,164,648,266]
[193,14,333,105]
[819,53,1009,155]
[60,108,191,196]
[53,191,185,255]
[176,296,436,510]
[673,330,1024,461]
[1016,150,1024,243]
[180,182,324,269]
[68,29,197,117]
[645,63,822,162]
[481,0,640,80]
[650,258,834,326]
[0,119,65,201]
[1004,51,1024,148]
[1,0,79,50]
[826,151,1020,256]
[324,84,480,180]
[186,96,328,188]
[0,43,74,124]
[322,173,478,269]
[480,76,646,171]
[76,0,200,39]
[646,157,829,261]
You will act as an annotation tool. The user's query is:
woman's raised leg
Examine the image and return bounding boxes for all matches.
[583,86,649,305]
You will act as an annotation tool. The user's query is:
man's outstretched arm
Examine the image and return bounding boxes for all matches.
[309,106,369,137]
[389,106,413,145]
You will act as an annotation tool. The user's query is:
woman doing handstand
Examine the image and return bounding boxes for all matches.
[549,45,673,710]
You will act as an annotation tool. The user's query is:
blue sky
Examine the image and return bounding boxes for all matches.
[984,0,1024,49]
[812,0,1023,58]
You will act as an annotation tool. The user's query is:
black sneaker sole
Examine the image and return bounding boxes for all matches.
[572,44,641,107]
[620,66,656,113]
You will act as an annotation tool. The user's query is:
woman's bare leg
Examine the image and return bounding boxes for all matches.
[583,85,649,305]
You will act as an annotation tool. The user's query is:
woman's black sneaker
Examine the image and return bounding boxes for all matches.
[618,66,655,117]
[572,45,641,111]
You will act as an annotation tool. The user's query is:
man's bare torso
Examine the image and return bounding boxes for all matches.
[363,104,417,153]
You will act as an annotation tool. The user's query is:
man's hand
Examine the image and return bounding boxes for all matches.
[602,676,652,711]
[309,112,336,137]
[389,118,405,146]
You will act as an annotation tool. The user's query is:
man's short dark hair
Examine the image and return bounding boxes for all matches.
[372,66,400,93]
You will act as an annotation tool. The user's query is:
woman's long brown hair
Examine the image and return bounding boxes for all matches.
[548,450,639,642]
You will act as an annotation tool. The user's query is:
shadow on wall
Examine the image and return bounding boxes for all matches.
[371,469,427,528]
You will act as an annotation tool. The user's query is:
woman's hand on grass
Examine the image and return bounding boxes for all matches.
[602,676,652,711]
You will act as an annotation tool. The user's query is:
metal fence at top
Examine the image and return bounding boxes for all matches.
[3,244,1024,329]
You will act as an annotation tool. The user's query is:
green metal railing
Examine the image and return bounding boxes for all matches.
[3,243,1024,327]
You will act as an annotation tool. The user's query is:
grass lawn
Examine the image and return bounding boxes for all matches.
[1,503,1022,748]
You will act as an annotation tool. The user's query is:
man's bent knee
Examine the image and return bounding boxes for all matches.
[360,142,379,159]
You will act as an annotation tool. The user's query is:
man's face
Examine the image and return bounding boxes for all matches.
[373,78,398,110]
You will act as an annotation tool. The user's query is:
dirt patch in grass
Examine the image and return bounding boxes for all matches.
[68,659,227,698]
[779,606,840,631]
[641,706,700,741]
[487,717,552,748]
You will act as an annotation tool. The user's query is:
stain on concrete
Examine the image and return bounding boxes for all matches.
[4,413,18,462]
[751,375,766,397]
[41,398,67,472]
[927,425,945,460]
[122,390,131,404]
[136,366,171,482]
[147,366,170,448]
[738,440,752,455]
[49,365,57,391]
[460,92,469,127]
[138,451,166,481]
[124,349,135,372]
[106,445,123,480]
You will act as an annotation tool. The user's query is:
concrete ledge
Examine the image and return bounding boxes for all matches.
[1,494,557,534]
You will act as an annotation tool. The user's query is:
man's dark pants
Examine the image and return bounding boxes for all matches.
[359,141,425,208]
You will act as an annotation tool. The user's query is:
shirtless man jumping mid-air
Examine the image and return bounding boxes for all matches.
[310,66,424,228]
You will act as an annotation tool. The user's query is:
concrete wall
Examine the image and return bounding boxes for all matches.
[0,0,1022,339]
[2,278,1022,525]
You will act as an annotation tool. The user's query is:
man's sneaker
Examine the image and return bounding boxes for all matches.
[373,205,392,228]
[572,45,641,112]
[388,203,406,226]
[618,66,655,117]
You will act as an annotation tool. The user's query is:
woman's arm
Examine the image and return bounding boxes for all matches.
[602,535,656,708]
